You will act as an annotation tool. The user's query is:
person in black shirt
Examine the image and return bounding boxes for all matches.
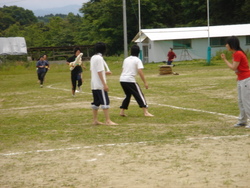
[66,47,85,96]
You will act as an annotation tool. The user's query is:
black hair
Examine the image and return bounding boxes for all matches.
[131,44,140,56]
[95,42,106,54]
[226,36,246,55]
[74,47,81,55]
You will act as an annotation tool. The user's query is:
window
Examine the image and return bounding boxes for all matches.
[173,39,191,49]
[246,36,250,45]
[210,37,227,47]
[143,45,148,63]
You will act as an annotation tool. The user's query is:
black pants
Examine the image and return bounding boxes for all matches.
[37,72,46,85]
[120,82,148,109]
[71,71,82,91]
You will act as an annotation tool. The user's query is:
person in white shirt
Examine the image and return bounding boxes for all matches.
[119,45,154,117]
[90,42,118,125]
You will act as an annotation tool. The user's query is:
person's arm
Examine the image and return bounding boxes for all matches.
[103,60,112,75]
[138,69,148,89]
[37,61,45,68]
[98,71,109,91]
[221,53,239,71]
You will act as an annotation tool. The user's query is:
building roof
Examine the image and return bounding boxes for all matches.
[133,24,250,42]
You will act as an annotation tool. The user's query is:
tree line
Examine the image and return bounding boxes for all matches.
[0,0,249,55]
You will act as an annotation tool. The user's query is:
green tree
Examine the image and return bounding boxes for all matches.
[0,6,37,31]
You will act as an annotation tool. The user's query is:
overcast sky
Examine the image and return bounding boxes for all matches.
[0,0,89,10]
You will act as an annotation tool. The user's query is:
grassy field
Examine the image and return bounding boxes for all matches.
[0,58,250,187]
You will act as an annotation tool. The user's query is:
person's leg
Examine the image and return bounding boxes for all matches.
[100,90,118,125]
[142,107,154,117]
[103,108,118,125]
[71,72,77,96]
[40,72,46,86]
[91,90,104,125]
[38,72,41,82]
[240,78,250,127]
[130,83,154,116]
[92,109,104,125]
[120,82,132,116]
[77,73,82,91]
[236,80,248,126]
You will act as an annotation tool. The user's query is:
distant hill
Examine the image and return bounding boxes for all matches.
[33,4,82,16]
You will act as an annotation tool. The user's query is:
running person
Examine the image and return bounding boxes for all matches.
[90,42,118,125]
[221,36,250,128]
[119,44,154,117]
[66,47,85,96]
[36,55,46,88]
[167,48,176,65]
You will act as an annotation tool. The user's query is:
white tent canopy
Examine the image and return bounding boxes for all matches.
[0,37,27,55]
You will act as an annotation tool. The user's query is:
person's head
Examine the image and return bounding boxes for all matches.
[131,44,140,56]
[74,47,81,56]
[225,36,241,51]
[39,55,44,61]
[170,48,173,51]
[95,42,106,54]
[225,36,246,55]
[43,54,47,60]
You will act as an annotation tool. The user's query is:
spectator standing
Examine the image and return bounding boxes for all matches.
[221,36,250,128]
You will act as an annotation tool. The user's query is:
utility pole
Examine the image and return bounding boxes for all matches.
[138,0,143,60]
[206,0,211,64]
[123,0,128,58]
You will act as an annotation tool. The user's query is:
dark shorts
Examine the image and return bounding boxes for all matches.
[91,90,110,109]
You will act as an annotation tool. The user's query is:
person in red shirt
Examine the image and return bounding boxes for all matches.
[221,36,250,128]
[167,48,176,65]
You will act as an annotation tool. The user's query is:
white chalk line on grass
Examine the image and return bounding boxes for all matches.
[1,135,250,157]
[1,85,241,158]
[47,84,238,119]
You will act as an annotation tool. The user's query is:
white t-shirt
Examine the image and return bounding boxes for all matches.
[120,56,144,83]
[90,54,110,89]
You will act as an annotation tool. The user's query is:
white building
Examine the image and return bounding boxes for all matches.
[132,24,250,63]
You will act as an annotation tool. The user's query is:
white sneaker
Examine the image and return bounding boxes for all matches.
[40,85,43,88]
[78,86,82,92]
[75,90,79,93]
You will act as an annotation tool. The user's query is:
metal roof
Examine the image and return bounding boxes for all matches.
[133,24,250,42]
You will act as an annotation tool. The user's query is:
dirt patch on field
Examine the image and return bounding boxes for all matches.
[1,136,250,188]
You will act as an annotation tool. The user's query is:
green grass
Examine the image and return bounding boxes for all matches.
[0,59,248,154]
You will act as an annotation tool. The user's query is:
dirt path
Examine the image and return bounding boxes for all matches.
[1,135,250,188]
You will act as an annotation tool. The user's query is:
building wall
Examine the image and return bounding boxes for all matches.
[142,36,250,63]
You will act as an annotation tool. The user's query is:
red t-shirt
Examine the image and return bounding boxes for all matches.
[167,51,176,61]
[233,51,250,80]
